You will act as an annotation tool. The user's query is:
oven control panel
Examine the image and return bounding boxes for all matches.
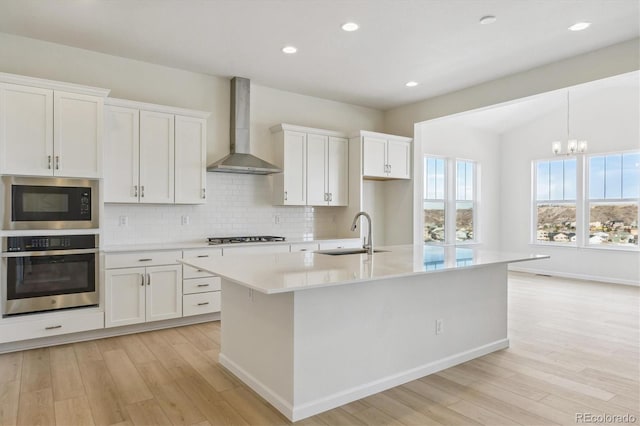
[4,235,97,252]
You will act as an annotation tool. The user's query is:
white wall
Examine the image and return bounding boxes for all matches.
[0,33,384,244]
[419,123,502,250]
[500,84,640,285]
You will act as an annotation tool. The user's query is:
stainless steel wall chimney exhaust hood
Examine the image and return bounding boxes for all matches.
[207,77,282,175]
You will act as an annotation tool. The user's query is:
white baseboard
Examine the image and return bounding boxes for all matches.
[220,338,509,422]
[509,266,639,287]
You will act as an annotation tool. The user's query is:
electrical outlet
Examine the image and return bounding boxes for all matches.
[274,215,280,224]
[181,215,190,225]
[435,319,443,335]
[118,216,128,226]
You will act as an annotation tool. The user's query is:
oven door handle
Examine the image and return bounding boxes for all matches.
[1,248,99,258]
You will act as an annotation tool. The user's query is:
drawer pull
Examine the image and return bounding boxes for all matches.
[140,274,144,286]
[197,269,205,272]
[197,255,209,258]
[139,258,152,262]
[300,249,307,251]
[45,325,62,330]
[197,302,210,306]
[196,284,210,287]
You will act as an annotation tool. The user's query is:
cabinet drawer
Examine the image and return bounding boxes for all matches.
[290,242,319,252]
[223,244,290,255]
[0,310,104,344]
[105,250,182,269]
[318,240,362,250]
[182,248,222,259]
[183,277,221,294]
[183,265,216,279]
[183,292,220,317]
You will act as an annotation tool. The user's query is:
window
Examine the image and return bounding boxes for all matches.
[424,157,445,242]
[456,160,475,242]
[587,152,639,247]
[534,159,577,244]
[424,157,477,244]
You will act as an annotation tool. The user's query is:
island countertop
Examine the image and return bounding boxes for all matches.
[179,244,549,294]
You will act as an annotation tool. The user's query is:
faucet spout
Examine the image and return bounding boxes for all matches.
[350,211,373,255]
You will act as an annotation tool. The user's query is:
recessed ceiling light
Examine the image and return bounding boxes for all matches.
[568,22,591,31]
[282,46,297,54]
[479,15,497,25]
[405,81,418,87]
[342,22,359,32]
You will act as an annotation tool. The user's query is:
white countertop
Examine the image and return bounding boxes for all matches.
[101,237,359,253]
[180,245,549,294]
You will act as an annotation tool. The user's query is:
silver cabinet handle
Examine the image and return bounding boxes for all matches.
[197,255,209,258]
[47,155,52,169]
[202,188,206,199]
[134,185,138,197]
[284,191,287,201]
[196,284,210,287]
[139,258,152,262]
[324,193,328,201]
[329,193,333,202]
[45,325,62,330]
[196,269,205,272]
[197,302,210,306]
[55,156,60,170]
[141,185,145,198]
[300,249,308,251]
[147,273,151,286]
[140,273,144,286]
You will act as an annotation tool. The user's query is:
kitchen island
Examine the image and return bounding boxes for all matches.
[180,245,548,421]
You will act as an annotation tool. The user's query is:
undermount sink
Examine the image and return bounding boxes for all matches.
[315,248,389,256]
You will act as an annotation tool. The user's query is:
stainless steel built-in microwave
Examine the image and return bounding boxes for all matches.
[1,176,99,230]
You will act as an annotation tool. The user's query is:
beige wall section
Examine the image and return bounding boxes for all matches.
[383,38,640,137]
[0,32,384,168]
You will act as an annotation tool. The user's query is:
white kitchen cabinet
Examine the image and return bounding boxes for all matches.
[271,124,348,206]
[104,250,183,328]
[361,132,412,180]
[175,115,207,204]
[223,244,291,255]
[182,248,222,317]
[0,308,104,344]
[104,98,209,205]
[0,76,108,178]
[318,239,363,250]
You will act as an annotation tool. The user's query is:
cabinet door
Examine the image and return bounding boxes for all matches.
[140,110,175,203]
[105,267,146,328]
[0,83,53,176]
[328,136,349,206]
[362,136,387,177]
[306,133,328,206]
[387,139,411,179]
[104,105,140,202]
[175,115,207,204]
[54,91,103,178]
[282,131,306,205]
[145,265,182,322]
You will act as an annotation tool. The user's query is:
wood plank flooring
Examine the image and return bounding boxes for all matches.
[0,272,638,425]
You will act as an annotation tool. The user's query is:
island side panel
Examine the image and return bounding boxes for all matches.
[291,264,508,419]
[219,280,296,415]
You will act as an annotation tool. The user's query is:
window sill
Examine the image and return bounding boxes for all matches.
[529,242,639,253]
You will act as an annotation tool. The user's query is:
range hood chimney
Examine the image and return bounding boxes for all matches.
[207,77,282,175]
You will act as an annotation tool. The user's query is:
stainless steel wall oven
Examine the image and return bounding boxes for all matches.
[2,234,99,316]
[2,176,99,230]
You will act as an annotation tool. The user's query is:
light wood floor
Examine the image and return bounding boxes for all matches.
[0,272,638,426]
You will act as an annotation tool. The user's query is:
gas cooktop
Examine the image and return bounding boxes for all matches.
[207,236,286,245]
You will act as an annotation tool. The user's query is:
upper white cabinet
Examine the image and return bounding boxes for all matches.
[0,73,109,178]
[360,131,412,180]
[271,124,348,207]
[104,98,209,205]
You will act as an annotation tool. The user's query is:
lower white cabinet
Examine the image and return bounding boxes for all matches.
[0,309,104,344]
[104,252,183,328]
[182,248,222,317]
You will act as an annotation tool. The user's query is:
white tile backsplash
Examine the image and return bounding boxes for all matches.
[103,173,341,245]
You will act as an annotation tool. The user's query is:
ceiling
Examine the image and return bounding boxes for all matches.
[0,0,638,110]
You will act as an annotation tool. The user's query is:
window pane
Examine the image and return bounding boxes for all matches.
[424,201,445,243]
[549,161,564,200]
[536,204,576,243]
[456,201,473,241]
[537,161,549,200]
[466,161,474,200]
[605,154,622,199]
[435,158,445,199]
[589,203,638,246]
[622,153,640,199]
[564,159,576,200]
[589,156,605,199]
[456,161,465,200]
[425,157,434,199]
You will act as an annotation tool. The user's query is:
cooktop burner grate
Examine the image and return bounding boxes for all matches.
[207,236,286,245]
